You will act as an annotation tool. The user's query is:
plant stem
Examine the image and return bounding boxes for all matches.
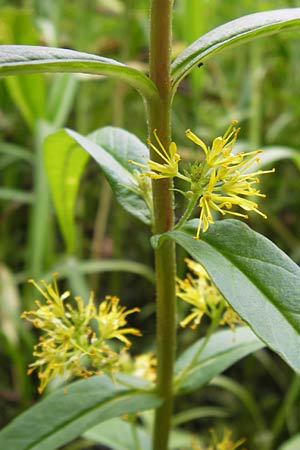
[174,191,199,230]
[148,1,175,449]
[174,314,221,391]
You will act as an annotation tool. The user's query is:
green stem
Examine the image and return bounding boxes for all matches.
[148,1,176,449]
[174,314,221,391]
[174,191,199,230]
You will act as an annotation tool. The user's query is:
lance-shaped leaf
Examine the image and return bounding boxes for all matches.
[68,127,152,225]
[44,127,151,251]
[234,144,300,171]
[44,131,89,253]
[0,45,158,101]
[84,416,200,450]
[163,219,300,373]
[171,9,300,92]
[175,327,264,394]
[0,374,161,450]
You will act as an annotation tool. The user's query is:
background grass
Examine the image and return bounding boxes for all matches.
[0,1,300,449]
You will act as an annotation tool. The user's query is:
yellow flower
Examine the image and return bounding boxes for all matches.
[209,429,246,450]
[192,429,246,450]
[186,120,241,168]
[129,129,184,180]
[97,295,141,346]
[177,259,242,330]
[120,351,157,382]
[176,275,208,329]
[22,277,141,393]
[185,121,275,238]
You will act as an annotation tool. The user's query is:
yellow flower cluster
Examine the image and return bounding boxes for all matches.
[193,429,246,450]
[186,121,274,239]
[120,351,157,382]
[130,121,274,239]
[22,276,141,393]
[176,259,242,330]
[129,129,189,181]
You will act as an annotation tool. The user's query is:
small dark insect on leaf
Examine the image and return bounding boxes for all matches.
[198,63,204,68]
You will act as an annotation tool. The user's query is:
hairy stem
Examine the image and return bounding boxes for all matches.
[148,1,176,449]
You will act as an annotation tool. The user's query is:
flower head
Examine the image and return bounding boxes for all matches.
[193,429,246,450]
[209,428,246,450]
[185,121,274,238]
[129,129,182,180]
[186,120,241,168]
[120,351,157,382]
[177,259,242,330]
[97,295,141,346]
[22,276,141,393]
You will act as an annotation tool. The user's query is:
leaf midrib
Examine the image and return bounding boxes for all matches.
[19,389,154,450]
[201,234,300,333]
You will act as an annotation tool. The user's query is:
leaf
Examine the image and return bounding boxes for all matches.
[166,219,300,373]
[5,74,46,128]
[84,416,199,450]
[0,374,161,450]
[44,130,89,252]
[171,9,300,91]
[278,435,300,450]
[44,256,155,285]
[64,127,152,224]
[210,376,265,429]
[0,45,158,101]
[172,406,229,426]
[44,127,151,250]
[0,187,33,203]
[47,73,78,127]
[258,146,300,170]
[0,141,33,163]
[84,417,151,450]
[235,143,300,171]
[0,264,21,346]
[175,327,264,394]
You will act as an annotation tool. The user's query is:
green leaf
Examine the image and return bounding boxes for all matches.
[63,127,152,224]
[171,9,300,92]
[175,327,264,394]
[44,256,155,285]
[47,74,78,127]
[0,264,21,346]
[84,416,199,450]
[0,187,33,203]
[44,130,89,253]
[5,74,46,128]
[210,376,265,429]
[84,417,151,450]
[44,127,151,250]
[172,406,229,426]
[166,219,300,374]
[258,146,300,170]
[0,8,47,126]
[0,141,33,164]
[0,45,158,101]
[278,435,300,450]
[235,143,300,171]
[0,374,161,450]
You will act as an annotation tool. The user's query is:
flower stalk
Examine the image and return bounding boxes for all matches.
[148,1,176,449]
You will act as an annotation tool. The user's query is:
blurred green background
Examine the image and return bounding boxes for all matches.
[0,1,300,449]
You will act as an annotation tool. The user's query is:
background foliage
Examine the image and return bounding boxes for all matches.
[1,1,300,449]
